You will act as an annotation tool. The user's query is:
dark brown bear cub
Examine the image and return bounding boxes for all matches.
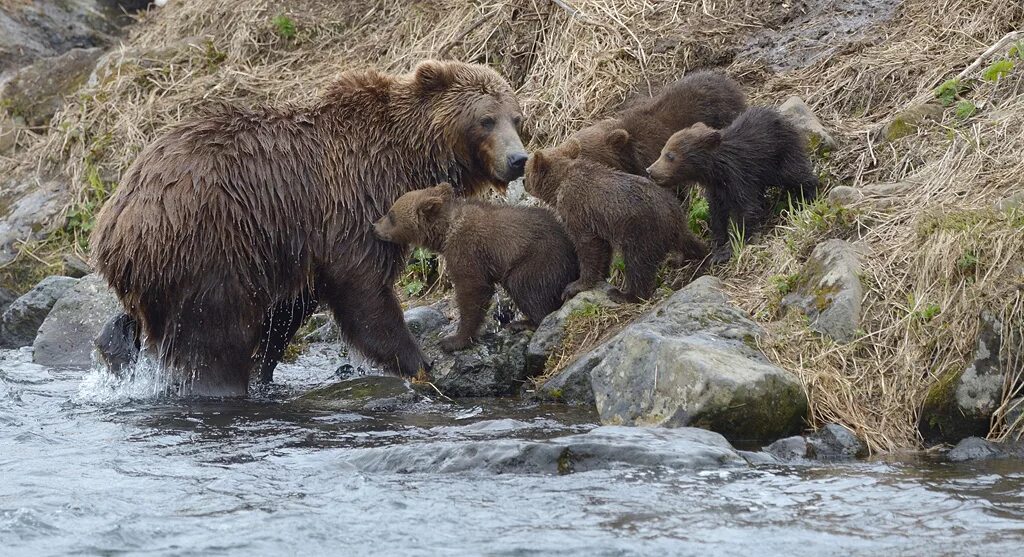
[555,71,746,196]
[647,107,819,263]
[524,142,708,303]
[374,183,579,352]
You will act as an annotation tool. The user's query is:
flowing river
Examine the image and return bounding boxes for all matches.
[2,346,1023,556]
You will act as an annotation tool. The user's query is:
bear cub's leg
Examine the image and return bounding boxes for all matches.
[563,236,612,301]
[442,278,496,352]
[708,194,734,264]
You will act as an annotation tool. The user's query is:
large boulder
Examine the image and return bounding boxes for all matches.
[783,239,864,343]
[778,96,837,154]
[0,178,71,265]
[344,425,747,474]
[919,311,1006,443]
[526,285,619,376]
[33,273,123,369]
[0,276,79,348]
[1,47,104,127]
[540,276,807,443]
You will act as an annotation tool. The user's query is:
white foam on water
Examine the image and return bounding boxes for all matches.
[75,353,174,404]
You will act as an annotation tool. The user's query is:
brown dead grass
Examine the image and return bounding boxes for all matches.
[4,0,1024,450]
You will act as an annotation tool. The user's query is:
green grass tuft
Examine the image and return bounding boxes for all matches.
[982,59,1014,82]
[932,79,964,107]
[954,100,977,120]
[272,15,297,39]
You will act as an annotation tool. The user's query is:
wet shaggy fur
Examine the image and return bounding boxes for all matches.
[90,60,527,396]
[373,183,579,352]
[524,144,709,303]
[555,70,746,195]
[647,107,819,263]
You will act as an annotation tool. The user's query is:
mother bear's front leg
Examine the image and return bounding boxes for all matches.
[320,265,429,378]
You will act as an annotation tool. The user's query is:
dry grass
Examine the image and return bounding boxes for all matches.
[4,0,1024,449]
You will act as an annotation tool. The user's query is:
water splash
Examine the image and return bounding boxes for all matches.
[75,353,173,404]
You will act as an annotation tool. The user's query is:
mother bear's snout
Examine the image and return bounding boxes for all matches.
[507,152,528,178]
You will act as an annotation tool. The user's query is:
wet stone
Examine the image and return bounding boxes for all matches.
[765,435,810,461]
[33,273,123,369]
[298,375,424,412]
[0,276,79,349]
[806,423,867,460]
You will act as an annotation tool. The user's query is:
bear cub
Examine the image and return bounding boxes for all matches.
[524,141,708,304]
[647,107,819,263]
[554,70,746,197]
[373,183,579,352]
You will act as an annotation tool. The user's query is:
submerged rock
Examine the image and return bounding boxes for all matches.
[806,423,868,460]
[541,276,807,443]
[778,96,836,155]
[920,311,1005,444]
[33,273,122,369]
[0,276,79,348]
[946,437,1024,462]
[344,425,746,474]
[298,375,424,412]
[783,239,863,343]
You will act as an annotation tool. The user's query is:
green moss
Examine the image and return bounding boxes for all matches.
[954,100,977,120]
[812,284,841,312]
[272,14,297,39]
[557,448,575,475]
[982,59,1014,82]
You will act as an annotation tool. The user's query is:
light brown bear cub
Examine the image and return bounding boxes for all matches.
[524,141,708,303]
[374,183,579,352]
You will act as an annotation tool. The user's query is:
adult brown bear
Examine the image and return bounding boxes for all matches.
[90,60,528,396]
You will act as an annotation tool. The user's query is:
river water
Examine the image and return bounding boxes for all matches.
[2,346,1024,556]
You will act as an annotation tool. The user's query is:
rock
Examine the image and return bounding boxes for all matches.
[778,96,837,154]
[0,276,79,348]
[0,178,71,265]
[544,276,807,443]
[827,185,864,206]
[526,285,618,376]
[783,239,863,343]
[62,254,93,278]
[920,311,1005,443]
[1,47,104,126]
[403,305,449,337]
[947,437,999,462]
[1004,397,1024,431]
[298,375,425,412]
[806,423,867,460]
[300,313,338,343]
[428,328,531,397]
[879,102,944,142]
[995,191,1024,212]
[765,435,809,461]
[534,347,600,405]
[0,286,14,315]
[33,273,123,369]
[344,425,746,474]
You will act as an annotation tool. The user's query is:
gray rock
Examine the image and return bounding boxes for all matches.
[298,375,424,412]
[806,423,867,460]
[946,437,1005,462]
[428,328,531,397]
[783,239,863,343]
[878,102,944,142]
[1,47,104,126]
[0,178,71,265]
[33,273,122,369]
[995,191,1024,212]
[526,285,618,375]
[545,276,807,443]
[344,425,746,474]
[765,435,809,461]
[0,286,14,314]
[403,305,449,337]
[62,254,93,278]
[827,185,864,206]
[920,311,1007,443]
[1004,397,1024,431]
[0,276,79,348]
[778,96,837,154]
[534,347,601,405]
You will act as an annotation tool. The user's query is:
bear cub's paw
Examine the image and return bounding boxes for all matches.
[561,280,591,302]
[440,335,474,352]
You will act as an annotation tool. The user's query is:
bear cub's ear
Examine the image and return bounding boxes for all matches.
[607,128,630,148]
[414,60,454,93]
[435,182,455,199]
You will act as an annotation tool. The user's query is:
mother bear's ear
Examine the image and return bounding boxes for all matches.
[414,60,455,94]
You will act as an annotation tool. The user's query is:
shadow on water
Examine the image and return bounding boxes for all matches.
[2,347,1024,556]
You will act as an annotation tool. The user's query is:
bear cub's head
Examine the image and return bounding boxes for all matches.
[523,140,581,206]
[373,183,455,250]
[412,61,528,193]
[646,122,720,187]
[559,119,637,174]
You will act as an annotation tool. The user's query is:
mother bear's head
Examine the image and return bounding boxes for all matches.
[410,60,527,194]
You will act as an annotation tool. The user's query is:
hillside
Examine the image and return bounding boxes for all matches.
[0,0,1021,451]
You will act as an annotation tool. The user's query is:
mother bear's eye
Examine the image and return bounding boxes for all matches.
[665,153,676,162]
[480,117,496,130]
[512,116,522,128]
